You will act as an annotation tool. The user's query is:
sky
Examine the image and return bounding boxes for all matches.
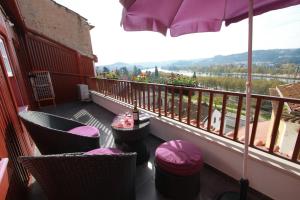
[54,0,300,65]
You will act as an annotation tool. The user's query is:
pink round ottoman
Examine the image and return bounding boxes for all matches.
[155,140,203,199]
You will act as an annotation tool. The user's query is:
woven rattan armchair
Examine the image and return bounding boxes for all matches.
[19,152,137,200]
[19,111,100,154]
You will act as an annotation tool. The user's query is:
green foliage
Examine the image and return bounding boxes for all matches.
[197,76,284,95]
[105,72,118,79]
[187,63,299,75]
[119,67,129,75]
[133,66,142,76]
[103,66,110,73]
[168,74,197,87]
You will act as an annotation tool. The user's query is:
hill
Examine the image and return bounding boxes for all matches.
[96,48,300,71]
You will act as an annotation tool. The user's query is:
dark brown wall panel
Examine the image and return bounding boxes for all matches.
[24,32,94,104]
[80,55,95,76]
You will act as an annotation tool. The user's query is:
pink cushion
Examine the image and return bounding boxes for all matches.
[84,148,123,155]
[68,126,99,137]
[155,140,203,176]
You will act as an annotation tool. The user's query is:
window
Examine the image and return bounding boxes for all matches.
[0,38,13,77]
[214,117,216,123]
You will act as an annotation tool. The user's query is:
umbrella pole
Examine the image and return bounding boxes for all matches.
[218,1,252,200]
[240,0,253,199]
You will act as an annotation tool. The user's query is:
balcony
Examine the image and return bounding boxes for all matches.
[28,101,271,200]
[23,77,300,200]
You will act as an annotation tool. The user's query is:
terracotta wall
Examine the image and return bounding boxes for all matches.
[0,37,33,200]
[23,32,95,105]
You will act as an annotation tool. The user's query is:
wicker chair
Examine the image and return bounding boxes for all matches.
[18,152,137,200]
[19,111,100,154]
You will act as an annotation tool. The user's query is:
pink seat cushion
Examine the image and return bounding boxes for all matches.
[68,126,99,137]
[84,148,123,155]
[155,140,203,176]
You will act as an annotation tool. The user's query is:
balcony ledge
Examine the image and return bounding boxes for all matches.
[91,91,300,200]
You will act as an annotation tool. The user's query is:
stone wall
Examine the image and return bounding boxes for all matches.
[17,0,93,57]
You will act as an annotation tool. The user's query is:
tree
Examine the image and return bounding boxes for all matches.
[120,67,129,75]
[192,71,196,79]
[154,66,159,78]
[133,65,139,76]
[137,68,142,75]
[103,66,110,73]
[115,68,120,76]
[133,65,142,76]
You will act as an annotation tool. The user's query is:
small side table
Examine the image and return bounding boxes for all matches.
[111,113,150,165]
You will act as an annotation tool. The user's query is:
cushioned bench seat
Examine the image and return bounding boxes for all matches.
[68,126,100,137]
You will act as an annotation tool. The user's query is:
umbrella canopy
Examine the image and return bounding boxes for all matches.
[120,0,300,37]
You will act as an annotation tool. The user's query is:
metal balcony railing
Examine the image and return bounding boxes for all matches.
[88,78,300,164]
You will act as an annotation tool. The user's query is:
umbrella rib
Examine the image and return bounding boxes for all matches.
[222,0,228,20]
[168,0,185,29]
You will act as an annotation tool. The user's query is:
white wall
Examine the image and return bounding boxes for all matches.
[204,109,222,130]
[279,122,300,156]
[91,91,300,200]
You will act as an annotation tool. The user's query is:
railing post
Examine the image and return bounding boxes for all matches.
[250,97,261,146]
[158,85,161,117]
[187,89,192,125]
[269,101,284,153]
[152,84,156,113]
[164,86,168,117]
[207,92,214,132]
[171,86,175,119]
[147,84,150,110]
[138,83,141,107]
[130,82,133,104]
[117,80,120,99]
[179,87,183,122]
[121,81,124,101]
[233,95,243,141]
[219,94,227,136]
[96,78,100,93]
[196,91,202,128]
[134,82,137,102]
[292,129,300,162]
[143,84,146,109]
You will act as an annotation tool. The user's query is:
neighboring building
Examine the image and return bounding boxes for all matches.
[268,83,300,157]
[225,112,246,133]
[16,0,94,58]
[204,107,223,131]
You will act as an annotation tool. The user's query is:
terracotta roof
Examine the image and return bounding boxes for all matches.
[270,84,300,124]
[281,112,300,124]
[226,121,270,146]
[276,83,300,113]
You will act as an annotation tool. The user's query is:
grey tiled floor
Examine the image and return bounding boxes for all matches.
[27,102,271,200]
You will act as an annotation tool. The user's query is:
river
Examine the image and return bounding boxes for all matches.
[142,68,300,83]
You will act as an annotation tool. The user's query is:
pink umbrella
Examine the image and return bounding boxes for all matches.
[120,0,300,199]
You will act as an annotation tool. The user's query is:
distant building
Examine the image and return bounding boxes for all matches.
[268,83,300,157]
